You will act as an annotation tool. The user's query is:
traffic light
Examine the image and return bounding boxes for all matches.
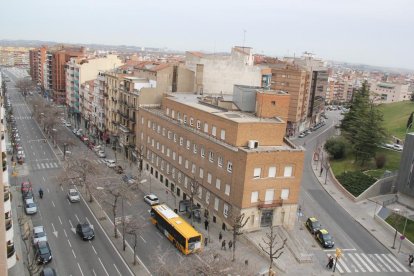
[335,248,342,258]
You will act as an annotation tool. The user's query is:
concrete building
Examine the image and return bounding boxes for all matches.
[0,75,16,275]
[185,46,262,95]
[66,54,123,128]
[29,46,47,87]
[136,89,304,231]
[0,47,31,67]
[395,133,414,197]
[369,81,410,103]
[91,72,106,140]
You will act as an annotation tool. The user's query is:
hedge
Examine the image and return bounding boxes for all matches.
[336,171,377,197]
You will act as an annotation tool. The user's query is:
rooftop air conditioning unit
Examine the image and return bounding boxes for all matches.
[248,140,259,149]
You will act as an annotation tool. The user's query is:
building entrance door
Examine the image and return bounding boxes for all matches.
[260,210,273,227]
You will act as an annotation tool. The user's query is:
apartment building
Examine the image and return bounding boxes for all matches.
[29,46,47,86]
[185,46,262,95]
[66,54,123,128]
[137,89,304,231]
[1,77,16,274]
[91,72,106,139]
[0,47,31,67]
[79,80,95,133]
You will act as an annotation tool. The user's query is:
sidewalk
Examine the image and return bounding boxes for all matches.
[311,158,414,272]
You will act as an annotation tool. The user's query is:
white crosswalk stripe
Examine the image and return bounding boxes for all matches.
[327,252,408,274]
[34,161,60,170]
[45,163,50,168]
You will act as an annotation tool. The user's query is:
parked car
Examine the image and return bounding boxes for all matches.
[22,190,34,201]
[96,151,106,158]
[81,136,89,143]
[393,144,403,151]
[76,129,83,137]
[315,229,334,248]
[305,217,321,234]
[65,122,72,127]
[32,226,47,244]
[93,145,102,152]
[67,189,80,203]
[114,165,123,174]
[122,174,136,184]
[72,128,78,134]
[144,194,159,206]
[21,181,32,193]
[25,198,38,215]
[40,268,57,276]
[105,159,116,168]
[35,241,52,264]
[298,132,307,138]
[76,223,95,240]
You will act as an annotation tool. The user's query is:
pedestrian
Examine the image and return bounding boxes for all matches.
[219,231,222,241]
[204,220,209,230]
[326,256,333,269]
[228,240,233,250]
[409,254,413,267]
[204,237,208,247]
[221,240,226,250]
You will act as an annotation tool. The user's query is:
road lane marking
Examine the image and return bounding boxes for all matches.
[98,257,110,276]
[47,188,50,193]
[324,248,356,252]
[360,253,380,272]
[77,263,84,276]
[33,152,35,156]
[42,176,45,181]
[72,249,76,258]
[41,163,45,169]
[91,244,97,255]
[45,163,50,168]
[61,185,63,192]
[51,201,55,207]
[64,229,68,237]
[69,219,73,228]
[75,214,80,222]
[375,254,394,272]
[354,253,373,272]
[68,239,72,248]
[387,254,409,272]
[337,256,350,273]
[140,235,147,243]
[382,254,402,272]
[92,269,97,276]
[157,232,163,238]
[113,264,121,275]
[44,151,46,155]
[126,200,132,206]
[58,216,62,225]
[85,217,91,225]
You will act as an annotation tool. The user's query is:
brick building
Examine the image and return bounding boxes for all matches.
[136,89,304,231]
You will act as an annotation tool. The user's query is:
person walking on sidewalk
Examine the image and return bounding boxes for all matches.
[228,240,233,250]
[221,240,226,250]
[204,219,209,230]
[219,231,222,241]
[326,256,334,269]
[409,254,413,267]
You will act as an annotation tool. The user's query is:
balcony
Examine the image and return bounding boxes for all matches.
[255,199,283,209]
[7,242,16,268]
[5,218,13,242]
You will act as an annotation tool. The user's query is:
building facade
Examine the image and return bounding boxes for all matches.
[137,90,304,231]
[0,47,31,67]
[369,81,410,104]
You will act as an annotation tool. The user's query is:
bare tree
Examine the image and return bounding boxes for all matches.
[15,78,35,98]
[259,226,287,276]
[58,157,100,202]
[124,216,147,265]
[19,217,43,275]
[188,176,201,226]
[228,209,250,262]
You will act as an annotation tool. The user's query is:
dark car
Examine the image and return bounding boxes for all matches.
[76,223,95,240]
[35,241,52,264]
[40,268,57,276]
[305,217,321,234]
[315,229,335,248]
[22,190,34,201]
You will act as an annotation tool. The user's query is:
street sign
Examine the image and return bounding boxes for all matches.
[400,235,405,240]
[335,248,342,258]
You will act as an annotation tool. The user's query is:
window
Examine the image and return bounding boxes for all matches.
[207,173,212,184]
[201,147,205,158]
[196,120,201,129]
[271,101,276,106]
[171,109,175,118]
[178,172,182,183]
[147,120,151,128]
[218,156,223,167]
[185,160,189,169]
[168,131,172,139]
[198,187,202,199]
[161,145,165,154]
[156,156,159,166]
[152,123,156,131]
[179,137,183,146]
[206,191,210,204]
[251,191,259,203]
[223,203,229,218]
[281,189,289,200]
[215,178,221,190]
[191,164,196,174]
[265,189,274,203]
[167,148,170,157]
[199,168,204,178]
[214,197,219,211]
[141,117,144,125]
[147,136,150,144]
[204,123,208,133]
[178,155,182,165]
[162,128,166,136]
[193,144,197,154]
[184,177,188,188]
[220,129,226,140]
[140,132,144,140]
[172,151,176,160]
[151,139,155,147]
[227,162,233,173]
[190,117,194,126]
[177,112,181,120]
[209,151,214,162]
[161,160,164,171]
[225,184,230,196]
[253,168,261,178]
[174,134,177,142]
[172,168,175,179]
[166,108,170,115]
[156,142,159,150]
[268,166,276,178]
[212,126,217,136]
[183,115,187,124]
[157,125,161,133]
[186,140,190,150]
[284,165,293,177]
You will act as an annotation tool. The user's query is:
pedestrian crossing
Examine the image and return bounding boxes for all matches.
[326,252,410,274]
[14,116,33,120]
[32,161,60,170]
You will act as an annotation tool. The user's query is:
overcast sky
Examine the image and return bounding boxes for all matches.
[1,0,413,69]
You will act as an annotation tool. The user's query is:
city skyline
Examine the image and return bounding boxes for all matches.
[1,0,413,69]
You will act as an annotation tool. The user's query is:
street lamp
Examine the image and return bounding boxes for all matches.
[398,210,409,253]
[391,208,400,249]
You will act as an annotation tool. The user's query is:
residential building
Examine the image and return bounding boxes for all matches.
[91,72,106,140]
[395,133,414,197]
[66,54,123,128]
[0,47,31,67]
[29,46,47,87]
[80,80,95,134]
[185,46,262,95]
[1,75,16,275]
[369,81,410,103]
[137,89,304,231]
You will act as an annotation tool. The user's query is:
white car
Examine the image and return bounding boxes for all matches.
[144,194,159,206]
[25,198,38,215]
[32,226,47,244]
[93,145,102,152]
[393,144,403,151]
[65,122,72,127]
[17,150,25,159]
[67,189,80,202]
[105,159,116,168]
[72,128,78,134]
[97,151,106,158]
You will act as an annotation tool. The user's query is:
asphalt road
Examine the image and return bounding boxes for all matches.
[4,69,134,276]
[296,111,411,275]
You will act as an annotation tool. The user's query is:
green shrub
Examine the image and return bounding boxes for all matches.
[324,137,347,159]
[336,171,377,196]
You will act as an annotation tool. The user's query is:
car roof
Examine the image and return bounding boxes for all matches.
[319,229,329,234]
[69,188,78,193]
[309,217,318,222]
[33,226,44,232]
[146,194,158,199]
[25,198,35,204]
